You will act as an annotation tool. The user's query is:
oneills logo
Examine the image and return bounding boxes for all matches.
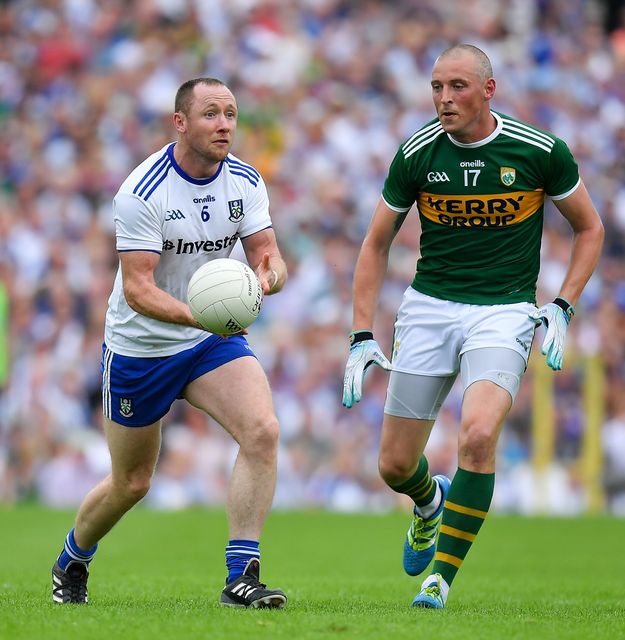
[418,190,544,228]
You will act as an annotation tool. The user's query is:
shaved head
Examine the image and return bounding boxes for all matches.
[430,43,497,143]
[436,44,493,81]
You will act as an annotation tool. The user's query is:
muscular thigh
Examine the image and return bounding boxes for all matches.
[379,413,434,471]
[104,417,162,478]
[460,347,528,403]
[385,370,455,420]
[182,356,275,443]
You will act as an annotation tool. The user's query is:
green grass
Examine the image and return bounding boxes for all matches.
[1,506,624,640]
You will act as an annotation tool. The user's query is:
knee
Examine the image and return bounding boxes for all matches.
[114,472,152,506]
[240,415,280,462]
[378,454,415,487]
[458,421,498,468]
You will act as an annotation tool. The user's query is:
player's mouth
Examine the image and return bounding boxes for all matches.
[440,110,457,119]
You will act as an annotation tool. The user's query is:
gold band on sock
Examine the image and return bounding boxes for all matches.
[444,500,488,519]
[439,524,476,542]
[434,552,463,568]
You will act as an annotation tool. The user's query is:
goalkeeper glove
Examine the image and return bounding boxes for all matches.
[529,297,575,371]
[342,331,392,409]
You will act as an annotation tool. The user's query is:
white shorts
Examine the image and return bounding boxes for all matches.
[391,288,537,375]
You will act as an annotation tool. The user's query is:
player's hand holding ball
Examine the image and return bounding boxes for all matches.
[254,252,280,295]
[187,258,263,336]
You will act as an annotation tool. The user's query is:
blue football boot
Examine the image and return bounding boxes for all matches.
[403,474,451,576]
[412,573,447,609]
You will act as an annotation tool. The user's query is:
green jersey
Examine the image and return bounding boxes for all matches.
[382,111,580,304]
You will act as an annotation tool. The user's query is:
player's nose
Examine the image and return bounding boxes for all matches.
[440,87,453,103]
[215,113,232,130]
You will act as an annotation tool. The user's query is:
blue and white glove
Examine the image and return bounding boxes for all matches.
[342,331,392,408]
[529,297,575,371]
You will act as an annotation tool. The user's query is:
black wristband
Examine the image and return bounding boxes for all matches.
[553,297,575,321]
[349,330,373,346]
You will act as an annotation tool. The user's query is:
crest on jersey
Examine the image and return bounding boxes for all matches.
[500,167,516,186]
[120,398,134,418]
[228,199,244,221]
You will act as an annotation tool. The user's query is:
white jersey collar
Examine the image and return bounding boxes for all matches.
[446,111,502,148]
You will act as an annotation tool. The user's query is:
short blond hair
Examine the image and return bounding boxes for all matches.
[437,44,493,81]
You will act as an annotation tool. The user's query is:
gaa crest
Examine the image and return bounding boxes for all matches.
[500,167,516,186]
[120,398,134,418]
[228,199,244,222]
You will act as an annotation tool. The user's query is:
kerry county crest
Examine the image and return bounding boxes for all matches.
[500,167,516,186]
[228,199,244,222]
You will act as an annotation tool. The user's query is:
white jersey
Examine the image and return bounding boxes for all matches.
[105,143,272,357]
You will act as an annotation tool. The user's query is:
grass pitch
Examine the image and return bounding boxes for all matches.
[1,506,624,640]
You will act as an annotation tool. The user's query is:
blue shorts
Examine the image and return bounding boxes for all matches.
[101,335,254,427]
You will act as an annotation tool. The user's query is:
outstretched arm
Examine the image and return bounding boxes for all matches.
[551,181,604,306]
[529,182,604,371]
[343,198,408,408]
[352,198,408,331]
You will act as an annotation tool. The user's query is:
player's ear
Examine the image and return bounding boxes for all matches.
[173,111,186,133]
[484,77,496,100]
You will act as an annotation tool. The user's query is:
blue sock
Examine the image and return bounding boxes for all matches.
[225,539,260,584]
[57,528,98,571]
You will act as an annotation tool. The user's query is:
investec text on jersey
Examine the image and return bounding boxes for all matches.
[162,233,239,254]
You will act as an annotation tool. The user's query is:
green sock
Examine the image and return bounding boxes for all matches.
[433,467,494,586]
[389,455,437,507]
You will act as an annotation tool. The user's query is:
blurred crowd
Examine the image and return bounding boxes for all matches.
[1,0,625,515]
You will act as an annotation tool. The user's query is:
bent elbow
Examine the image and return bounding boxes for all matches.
[590,216,605,253]
[123,283,145,314]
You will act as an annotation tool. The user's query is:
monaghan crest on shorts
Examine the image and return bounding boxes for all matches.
[120,398,134,417]
[228,199,244,221]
